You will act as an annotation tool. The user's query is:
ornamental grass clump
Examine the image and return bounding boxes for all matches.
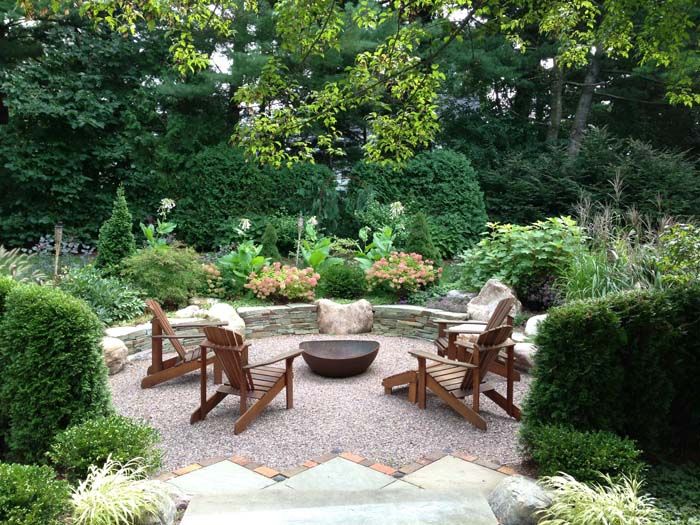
[245,262,320,302]
[366,252,441,297]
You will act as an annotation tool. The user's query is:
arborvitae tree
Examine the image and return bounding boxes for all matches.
[95,186,136,270]
[260,223,281,260]
[405,211,440,262]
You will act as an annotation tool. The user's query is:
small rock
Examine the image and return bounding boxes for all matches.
[101,336,128,375]
[467,279,522,322]
[207,303,246,334]
[316,299,373,335]
[525,314,547,337]
[446,290,470,300]
[514,342,537,371]
[173,305,200,318]
[136,481,178,525]
[488,475,551,525]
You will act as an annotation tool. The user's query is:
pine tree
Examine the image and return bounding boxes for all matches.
[95,186,136,270]
[405,211,440,262]
[260,223,281,260]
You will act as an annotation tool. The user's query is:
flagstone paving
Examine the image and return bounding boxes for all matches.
[169,454,509,524]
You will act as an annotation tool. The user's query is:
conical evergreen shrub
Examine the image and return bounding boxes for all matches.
[260,223,281,260]
[405,211,440,261]
[95,186,136,270]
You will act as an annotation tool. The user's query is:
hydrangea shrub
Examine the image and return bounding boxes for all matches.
[245,263,320,302]
[366,252,441,296]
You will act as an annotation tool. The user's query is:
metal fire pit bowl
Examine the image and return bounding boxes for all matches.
[300,340,380,378]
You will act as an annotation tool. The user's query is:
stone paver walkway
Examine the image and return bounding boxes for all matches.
[168,453,510,524]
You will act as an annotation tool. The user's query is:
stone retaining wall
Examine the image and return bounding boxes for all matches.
[107,304,469,353]
[238,304,319,339]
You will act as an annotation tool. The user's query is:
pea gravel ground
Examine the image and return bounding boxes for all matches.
[110,334,531,472]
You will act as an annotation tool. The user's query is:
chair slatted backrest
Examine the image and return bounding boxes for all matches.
[146,299,187,360]
[485,298,515,330]
[203,326,252,392]
[460,325,513,391]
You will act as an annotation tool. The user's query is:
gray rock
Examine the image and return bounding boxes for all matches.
[488,476,551,525]
[136,481,178,525]
[316,299,373,334]
[467,279,522,322]
[207,303,246,335]
[101,336,128,375]
[525,314,547,337]
[513,343,537,372]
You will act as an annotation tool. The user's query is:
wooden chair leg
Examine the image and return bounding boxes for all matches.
[382,371,417,393]
[190,392,227,424]
[141,359,200,388]
[426,375,486,430]
[285,357,294,409]
[483,390,522,420]
[234,379,285,434]
[417,358,426,409]
[408,381,417,404]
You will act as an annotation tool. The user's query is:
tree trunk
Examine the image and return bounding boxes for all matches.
[567,50,601,157]
[546,58,563,142]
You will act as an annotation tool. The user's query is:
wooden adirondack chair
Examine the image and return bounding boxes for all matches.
[433,297,518,380]
[190,326,302,434]
[383,325,520,430]
[141,299,225,388]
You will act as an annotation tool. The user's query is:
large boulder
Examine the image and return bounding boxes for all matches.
[206,302,245,335]
[488,475,551,525]
[102,336,128,375]
[317,299,373,335]
[467,279,522,322]
[525,314,547,337]
[173,305,200,318]
[514,342,537,372]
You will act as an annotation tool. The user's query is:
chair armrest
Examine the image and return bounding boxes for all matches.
[455,338,516,351]
[172,321,227,329]
[408,349,476,369]
[200,340,250,352]
[244,350,303,370]
[434,319,470,325]
[152,335,206,340]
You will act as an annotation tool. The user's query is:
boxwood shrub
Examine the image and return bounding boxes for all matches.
[0,276,16,317]
[522,284,700,458]
[0,463,70,525]
[49,415,162,484]
[521,424,644,483]
[0,285,112,463]
[319,264,367,299]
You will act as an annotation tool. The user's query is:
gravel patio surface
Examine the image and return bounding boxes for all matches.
[110,334,531,472]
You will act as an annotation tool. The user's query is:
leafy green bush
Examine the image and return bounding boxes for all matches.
[95,186,136,271]
[70,458,170,525]
[48,415,162,484]
[460,216,582,297]
[657,223,700,285]
[539,473,663,525]
[0,463,71,525]
[521,424,644,483]
[522,284,700,457]
[217,241,269,297]
[260,223,281,260]
[0,276,17,317]
[319,264,367,299]
[0,285,112,463]
[355,226,396,271]
[58,266,145,325]
[122,246,206,308]
[404,211,440,262]
[353,198,409,247]
[347,149,488,256]
[300,222,342,272]
[646,463,700,525]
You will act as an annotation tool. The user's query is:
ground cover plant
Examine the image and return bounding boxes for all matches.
[0,463,71,525]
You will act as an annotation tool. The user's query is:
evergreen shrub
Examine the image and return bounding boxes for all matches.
[522,284,700,457]
[521,424,644,483]
[95,186,136,271]
[319,264,367,299]
[49,415,162,484]
[0,463,70,525]
[122,246,206,309]
[260,223,281,260]
[348,150,488,256]
[0,285,111,463]
[404,211,440,261]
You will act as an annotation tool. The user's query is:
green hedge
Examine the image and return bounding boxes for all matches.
[0,276,16,317]
[0,463,70,525]
[522,284,700,457]
[347,149,488,256]
[0,285,112,463]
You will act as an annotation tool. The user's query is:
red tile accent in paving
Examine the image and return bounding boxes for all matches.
[244,462,263,471]
[359,459,374,467]
[398,462,423,475]
[302,460,319,468]
[254,466,281,478]
[416,458,432,465]
[453,452,478,462]
[424,451,447,462]
[172,464,202,476]
[339,452,365,463]
[497,466,517,475]
[229,455,250,466]
[198,456,228,467]
[154,472,176,481]
[311,453,337,464]
[370,463,397,476]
